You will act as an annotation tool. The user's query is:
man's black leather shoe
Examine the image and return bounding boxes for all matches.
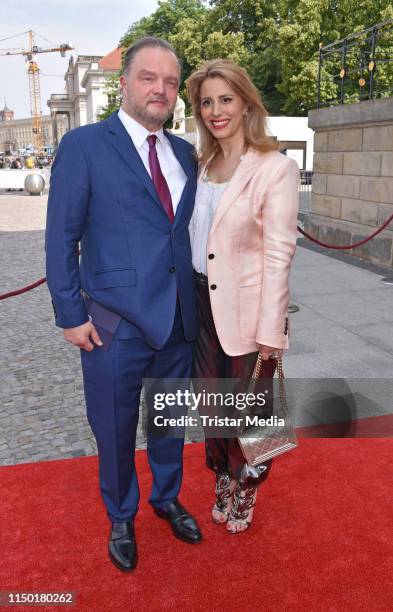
[108,521,137,571]
[154,499,202,544]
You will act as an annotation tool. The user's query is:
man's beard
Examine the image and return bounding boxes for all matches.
[132,100,173,128]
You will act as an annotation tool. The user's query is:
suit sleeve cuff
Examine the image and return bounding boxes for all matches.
[52,299,89,329]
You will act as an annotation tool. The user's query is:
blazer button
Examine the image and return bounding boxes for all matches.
[210,284,217,290]
[169,266,176,273]
[208,253,215,259]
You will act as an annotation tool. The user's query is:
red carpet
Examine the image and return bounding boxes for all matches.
[0,441,392,611]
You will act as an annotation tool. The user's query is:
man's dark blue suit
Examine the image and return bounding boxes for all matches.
[45,111,198,521]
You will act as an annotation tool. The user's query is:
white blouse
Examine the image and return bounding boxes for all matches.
[189,176,228,275]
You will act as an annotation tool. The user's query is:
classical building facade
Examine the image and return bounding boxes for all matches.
[0,102,67,155]
[47,48,123,146]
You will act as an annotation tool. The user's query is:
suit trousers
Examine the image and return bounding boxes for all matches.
[193,272,275,485]
[81,303,194,522]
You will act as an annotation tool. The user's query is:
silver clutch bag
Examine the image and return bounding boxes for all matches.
[237,355,298,465]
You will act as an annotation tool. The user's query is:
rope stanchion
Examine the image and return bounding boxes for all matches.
[2,214,393,301]
[298,211,393,250]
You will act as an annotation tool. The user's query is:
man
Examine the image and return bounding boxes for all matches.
[45,37,201,572]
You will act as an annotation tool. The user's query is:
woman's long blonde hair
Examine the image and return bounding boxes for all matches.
[186,59,278,164]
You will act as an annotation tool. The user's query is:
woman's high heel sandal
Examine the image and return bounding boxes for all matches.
[227,482,257,533]
[212,473,237,524]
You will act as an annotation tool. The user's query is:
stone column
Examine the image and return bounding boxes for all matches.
[52,113,59,147]
[307,98,393,268]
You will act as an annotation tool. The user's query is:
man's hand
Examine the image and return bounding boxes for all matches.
[256,344,283,361]
[63,321,103,352]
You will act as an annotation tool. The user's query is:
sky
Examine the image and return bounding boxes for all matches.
[0,0,159,119]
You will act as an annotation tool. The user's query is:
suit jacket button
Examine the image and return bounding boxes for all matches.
[169,266,176,273]
[208,253,215,259]
[210,284,217,290]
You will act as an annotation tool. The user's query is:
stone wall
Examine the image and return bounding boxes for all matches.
[307,98,393,268]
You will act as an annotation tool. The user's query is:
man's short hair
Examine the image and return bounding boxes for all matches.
[122,36,181,75]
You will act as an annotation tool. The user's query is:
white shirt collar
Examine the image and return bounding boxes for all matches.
[118,108,165,150]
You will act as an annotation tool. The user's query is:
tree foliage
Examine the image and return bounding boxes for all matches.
[274,0,393,113]
[99,0,393,119]
[97,72,122,121]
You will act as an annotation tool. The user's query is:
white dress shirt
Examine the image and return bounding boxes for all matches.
[118,108,187,214]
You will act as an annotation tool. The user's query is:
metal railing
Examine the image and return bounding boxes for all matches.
[299,170,312,215]
[317,18,393,108]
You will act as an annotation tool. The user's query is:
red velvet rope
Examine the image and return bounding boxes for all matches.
[298,210,393,250]
[0,277,47,300]
[2,214,393,301]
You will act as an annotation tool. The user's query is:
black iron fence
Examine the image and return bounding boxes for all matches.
[317,18,393,108]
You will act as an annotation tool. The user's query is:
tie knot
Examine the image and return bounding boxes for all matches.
[147,134,157,149]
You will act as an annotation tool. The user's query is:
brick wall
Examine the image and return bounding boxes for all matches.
[306,99,393,268]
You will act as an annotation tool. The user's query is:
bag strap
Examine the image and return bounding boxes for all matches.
[252,354,288,416]
[252,354,284,380]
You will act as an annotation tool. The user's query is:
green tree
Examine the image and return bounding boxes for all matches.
[275,0,329,114]
[275,0,393,113]
[168,17,250,73]
[114,0,393,118]
[97,71,122,121]
[207,1,285,112]
[120,0,207,48]
[169,20,250,104]
[119,0,251,108]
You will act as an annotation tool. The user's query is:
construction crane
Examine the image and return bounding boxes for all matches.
[0,30,73,152]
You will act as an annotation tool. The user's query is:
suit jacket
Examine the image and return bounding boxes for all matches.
[205,148,299,356]
[45,111,198,349]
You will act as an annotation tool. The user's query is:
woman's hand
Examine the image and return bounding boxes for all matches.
[256,344,283,361]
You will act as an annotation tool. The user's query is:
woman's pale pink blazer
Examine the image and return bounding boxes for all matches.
[204,148,299,356]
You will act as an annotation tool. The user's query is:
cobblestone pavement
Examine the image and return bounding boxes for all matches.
[1,222,100,465]
[0,193,203,466]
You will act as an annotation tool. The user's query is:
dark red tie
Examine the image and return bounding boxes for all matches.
[147,134,174,223]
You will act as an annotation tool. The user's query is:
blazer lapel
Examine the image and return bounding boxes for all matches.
[209,150,262,236]
[165,131,196,226]
[106,112,165,215]
[165,130,195,179]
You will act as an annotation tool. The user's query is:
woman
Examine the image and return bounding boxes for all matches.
[186,60,299,533]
